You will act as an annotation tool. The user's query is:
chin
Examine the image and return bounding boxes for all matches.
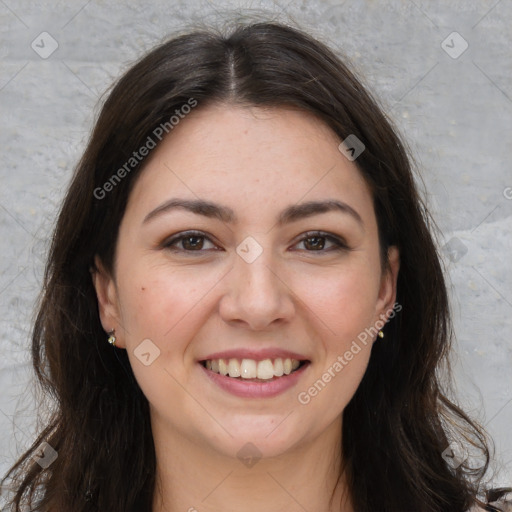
[203,418,306,461]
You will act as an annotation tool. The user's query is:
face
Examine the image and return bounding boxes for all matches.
[93,103,399,461]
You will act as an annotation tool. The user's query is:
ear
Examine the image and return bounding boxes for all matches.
[91,255,125,349]
[375,245,400,321]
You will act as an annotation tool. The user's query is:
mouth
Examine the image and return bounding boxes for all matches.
[199,357,310,382]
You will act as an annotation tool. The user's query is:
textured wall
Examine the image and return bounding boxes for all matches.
[1,0,511,492]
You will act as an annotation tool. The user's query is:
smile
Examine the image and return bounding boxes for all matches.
[199,357,311,398]
[201,357,305,380]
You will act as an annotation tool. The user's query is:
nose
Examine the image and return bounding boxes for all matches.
[218,249,296,330]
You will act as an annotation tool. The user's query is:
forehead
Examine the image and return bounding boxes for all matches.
[125,104,375,225]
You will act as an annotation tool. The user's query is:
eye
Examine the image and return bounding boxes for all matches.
[162,231,219,253]
[292,231,348,253]
[161,230,349,255]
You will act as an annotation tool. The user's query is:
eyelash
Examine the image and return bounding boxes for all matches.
[162,230,349,255]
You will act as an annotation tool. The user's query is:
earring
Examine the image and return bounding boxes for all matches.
[107,329,116,347]
[377,330,384,339]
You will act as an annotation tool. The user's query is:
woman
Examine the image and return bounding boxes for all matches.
[1,20,511,512]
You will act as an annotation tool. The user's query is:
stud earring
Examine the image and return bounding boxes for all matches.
[377,330,384,339]
[107,329,116,347]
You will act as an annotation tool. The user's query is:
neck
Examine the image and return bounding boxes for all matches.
[150,415,353,512]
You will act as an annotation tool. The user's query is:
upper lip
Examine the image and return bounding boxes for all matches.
[199,348,310,362]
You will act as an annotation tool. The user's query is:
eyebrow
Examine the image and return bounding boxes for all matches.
[143,198,364,227]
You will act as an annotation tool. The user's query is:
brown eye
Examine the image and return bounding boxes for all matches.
[294,231,348,253]
[163,231,218,253]
[182,235,205,250]
[303,236,326,251]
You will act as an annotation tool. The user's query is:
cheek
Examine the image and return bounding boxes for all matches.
[116,277,171,338]
[291,263,378,412]
[295,273,376,422]
[115,268,204,408]
[294,262,380,342]
[115,262,224,347]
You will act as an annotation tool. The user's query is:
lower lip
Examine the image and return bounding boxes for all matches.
[199,362,310,398]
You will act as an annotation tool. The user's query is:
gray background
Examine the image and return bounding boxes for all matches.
[1,0,511,492]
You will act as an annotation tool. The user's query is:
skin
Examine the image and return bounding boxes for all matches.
[93,103,400,512]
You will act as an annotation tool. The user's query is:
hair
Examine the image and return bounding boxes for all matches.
[1,20,510,512]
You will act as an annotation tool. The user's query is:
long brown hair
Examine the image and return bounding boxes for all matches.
[1,20,509,512]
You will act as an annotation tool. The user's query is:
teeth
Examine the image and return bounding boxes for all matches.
[218,358,229,376]
[274,358,284,376]
[203,357,304,379]
[241,359,257,379]
[228,359,241,378]
[257,359,274,380]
